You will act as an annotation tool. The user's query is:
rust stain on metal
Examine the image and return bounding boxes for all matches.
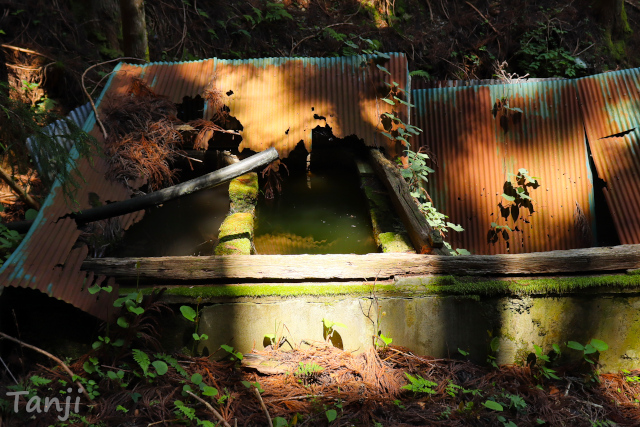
[108,55,408,158]
[577,68,640,244]
[412,80,594,254]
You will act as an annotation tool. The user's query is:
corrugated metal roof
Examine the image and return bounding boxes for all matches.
[0,66,142,320]
[26,102,92,179]
[118,54,409,158]
[577,68,640,244]
[413,77,562,90]
[0,54,408,319]
[412,79,595,254]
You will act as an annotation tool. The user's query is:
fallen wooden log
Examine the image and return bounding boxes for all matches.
[5,147,278,233]
[368,149,446,254]
[82,244,640,281]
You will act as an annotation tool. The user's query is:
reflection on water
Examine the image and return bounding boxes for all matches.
[111,184,230,257]
[254,169,377,255]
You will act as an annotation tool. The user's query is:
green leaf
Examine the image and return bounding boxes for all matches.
[567,341,584,351]
[202,386,218,397]
[117,317,129,328]
[180,306,197,322]
[447,223,464,232]
[153,361,168,375]
[191,373,203,385]
[88,284,102,295]
[584,344,596,355]
[590,339,609,352]
[273,417,288,427]
[456,248,471,255]
[127,306,144,315]
[326,409,337,422]
[380,98,395,105]
[192,332,201,341]
[24,209,38,220]
[501,194,515,202]
[552,344,561,354]
[483,400,503,411]
[111,338,125,347]
[241,380,251,388]
[376,64,391,74]
[490,337,500,353]
[374,51,391,59]
[380,131,394,140]
[458,348,469,356]
[380,334,392,346]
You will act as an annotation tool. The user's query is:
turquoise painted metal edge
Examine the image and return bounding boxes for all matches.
[0,63,125,283]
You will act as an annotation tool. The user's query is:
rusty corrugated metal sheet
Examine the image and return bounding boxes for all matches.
[0,55,408,318]
[412,79,595,254]
[413,77,561,90]
[116,55,409,158]
[0,64,143,320]
[577,68,640,244]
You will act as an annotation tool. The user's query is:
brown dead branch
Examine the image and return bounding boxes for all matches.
[81,57,143,141]
[465,1,501,35]
[0,331,91,402]
[185,390,232,427]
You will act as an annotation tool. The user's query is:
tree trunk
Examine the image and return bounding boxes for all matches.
[119,0,149,61]
[592,0,632,52]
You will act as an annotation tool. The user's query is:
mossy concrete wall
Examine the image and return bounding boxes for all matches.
[156,276,640,372]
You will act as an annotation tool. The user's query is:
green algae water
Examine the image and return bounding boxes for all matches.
[254,168,377,255]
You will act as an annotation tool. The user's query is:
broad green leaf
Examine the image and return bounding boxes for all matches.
[584,344,596,355]
[191,373,203,385]
[380,131,394,140]
[483,400,503,411]
[192,333,201,341]
[376,64,391,74]
[374,51,391,59]
[24,209,38,220]
[326,409,337,422]
[127,306,144,315]
[501,194,515,202]
[456,248,471,255]
[590,339,609,352]
[202,386,218,397]
[447,223,464,232]
[152,361,168,375]
[552,344,561,354]
[117,317,129,328]
[490,336,500,352]
[381,98,395,105]
[380,334,392,345]
[567,341,584,351]
[180,305,197,322]
[458,348,469,356]
[273,417,288,427]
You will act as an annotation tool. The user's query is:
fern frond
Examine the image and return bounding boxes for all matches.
[132,349,150,374]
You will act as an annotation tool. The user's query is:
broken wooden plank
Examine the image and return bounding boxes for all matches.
[82,244,640,281]
[368,149,446,254]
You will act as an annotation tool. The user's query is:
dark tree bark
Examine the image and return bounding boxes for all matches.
[592,0,632,43]
[119,0,149,61]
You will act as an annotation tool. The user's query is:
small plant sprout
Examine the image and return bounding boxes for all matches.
[533,344,560,380]
[220,344,243,361]
[487,336,500,368]
[180,300,208,347]
[567,339,609,364]
[402,373,437,395]
[322,318,346,342]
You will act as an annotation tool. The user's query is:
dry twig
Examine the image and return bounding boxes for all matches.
[0,332,91,402]
[465,1,501,35]
[185,390,232,427]
[253,387,273,427]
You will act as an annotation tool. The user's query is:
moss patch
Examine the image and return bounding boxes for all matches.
[229,173,258,212]
[124,283,402,299]
[379,232,414,253]
[214,238,251,255]
[219,212,254,241]
[411,273,640,296]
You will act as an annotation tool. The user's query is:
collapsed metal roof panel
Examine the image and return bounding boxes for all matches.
[412,79,595,254]
[577,68,640,244]
[116,54,409,158]
[0,64,141,320]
